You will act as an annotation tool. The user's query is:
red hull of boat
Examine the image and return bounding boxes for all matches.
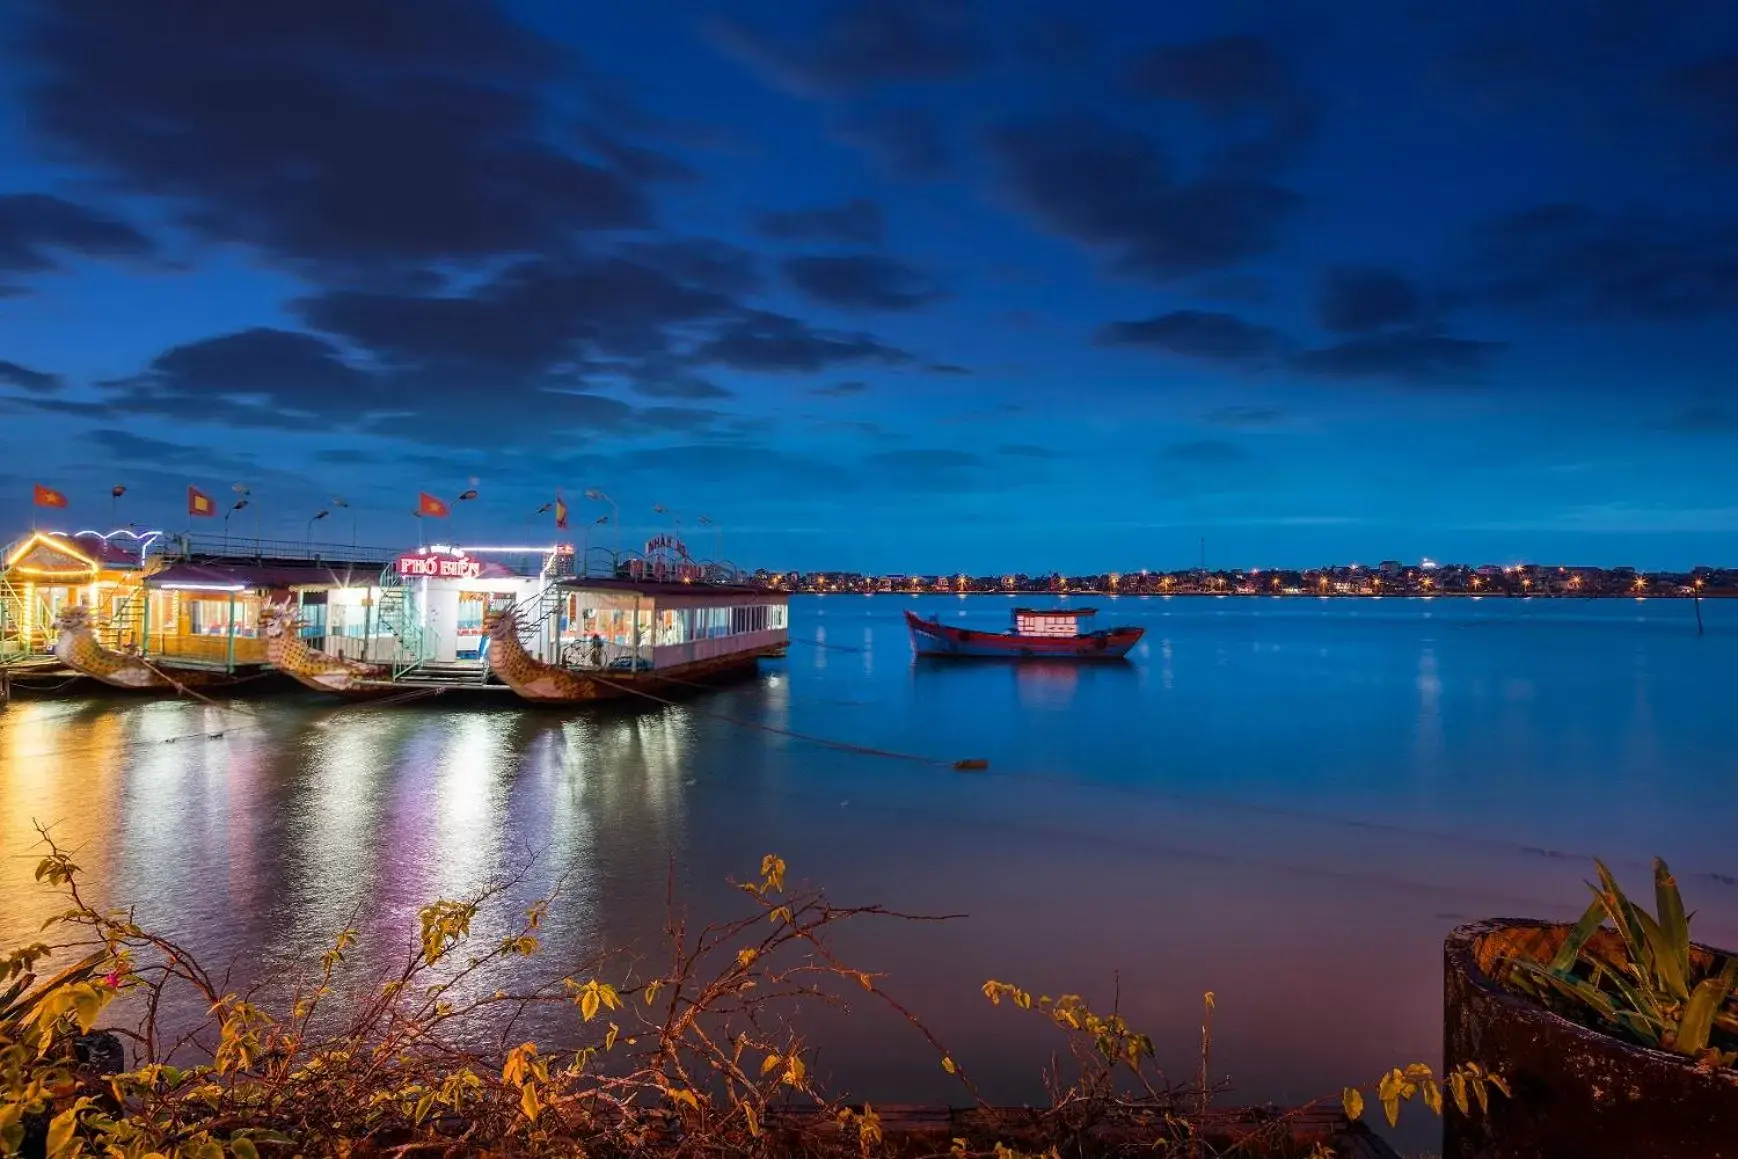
[904,610,1142,659]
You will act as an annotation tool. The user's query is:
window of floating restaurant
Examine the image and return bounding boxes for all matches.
[297,589,328,639]
[558,594,649,650]
[457,591,485,639]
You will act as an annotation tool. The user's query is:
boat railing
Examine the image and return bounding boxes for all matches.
[556,637,654,672]
[156,533,400,566]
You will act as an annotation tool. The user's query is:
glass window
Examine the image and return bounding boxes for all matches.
[769,603,788,630]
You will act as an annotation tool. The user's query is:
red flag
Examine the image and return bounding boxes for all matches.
[417,492,450,518]
[33,484,68,509]
[554,494,569,530]
[188,486,216,517]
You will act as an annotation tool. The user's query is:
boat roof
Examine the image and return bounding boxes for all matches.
[558,577,775,598]
[147,561,381,591]
[1011,606,1097,617]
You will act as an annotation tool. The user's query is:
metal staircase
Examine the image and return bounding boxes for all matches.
[99,587,146,653]
[508,584,566,663]
[374,567,427,679]
[0,577,53,663]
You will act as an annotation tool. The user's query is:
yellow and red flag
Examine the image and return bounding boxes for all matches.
[32,484,68,509]
[417,492,450,518]
[187,486,216,517]
[554,493,569,530]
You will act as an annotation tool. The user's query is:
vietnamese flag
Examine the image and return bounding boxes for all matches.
[187,486,216,517]
[33,484,68,509]
[417,492,450,518]
[554,494,569,530]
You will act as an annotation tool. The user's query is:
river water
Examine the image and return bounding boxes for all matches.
[3,595,1735,1149]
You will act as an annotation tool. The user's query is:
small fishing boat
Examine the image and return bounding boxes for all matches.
[905,607,1143,659]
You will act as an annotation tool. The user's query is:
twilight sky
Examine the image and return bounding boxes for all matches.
[2,0,1736,572]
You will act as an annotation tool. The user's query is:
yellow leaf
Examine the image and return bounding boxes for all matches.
[1203,991,1216,1011]
[736,948,758,969]
[605,1022,620,1051]
[761,1053,782,1076]
[580,989,600,1022]
[669,1088,700,1111]
[1487,1073,1511,1100]
[783,1054,806,1087]
[231,1137,260,1159]
[71,986,105,1033]
[1341,1087,1364,1121]
[520,1082,542,1122]
[941,1056,957,1075]
[982,981,1001,1005]
[1381,1094,1400,1129]
[745,1103,760,1137]
[856,972,874,991]
[643,979,663,1006]
[1449,1070,1469,1115]
[45,1106,79,1159]
[759,854,787,892]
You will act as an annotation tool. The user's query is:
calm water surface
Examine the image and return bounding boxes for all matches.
[4,595,1736,1147]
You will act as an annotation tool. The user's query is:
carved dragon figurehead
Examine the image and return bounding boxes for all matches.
[483,607,519,641]
[54,604,95,635]
[258,599,297,639]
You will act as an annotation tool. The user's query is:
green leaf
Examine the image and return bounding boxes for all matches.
[1634,907,1689,1001]
[1677,961,1738,1056]
[1654,859,1690,972]
[1550,897,1608,972]
[230,1137,260,1159]
[1591,862,1646,959]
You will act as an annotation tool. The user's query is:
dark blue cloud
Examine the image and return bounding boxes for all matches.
[713,0,986,96]
[0,359,63,392]
[1097,310,1292,362]
[754,200,884,245]
[0,194,154,291]
[781,254,945,311]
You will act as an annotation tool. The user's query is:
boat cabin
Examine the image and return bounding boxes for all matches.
[551,578,789,671]
[377,546,555,669]
[140,560,385,671]
[1,529,157,664]
[1011,607,1097,638]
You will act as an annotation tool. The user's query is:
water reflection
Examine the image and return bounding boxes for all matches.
[3,595,1735,1146]
[1014,662,1080,711]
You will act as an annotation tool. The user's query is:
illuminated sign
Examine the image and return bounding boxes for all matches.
[394,550,484,581]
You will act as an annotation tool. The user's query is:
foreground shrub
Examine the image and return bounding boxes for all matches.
[3,827,1493,1157]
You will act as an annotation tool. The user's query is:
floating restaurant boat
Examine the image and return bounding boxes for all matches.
[905,606,1143,659]
[2,529,157,677]
[485,577,790,704]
